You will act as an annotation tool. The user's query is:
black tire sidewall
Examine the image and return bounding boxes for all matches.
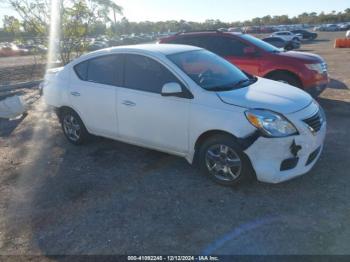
[60,110,89,145]
[269,72,301,88]
[198,135,252,186]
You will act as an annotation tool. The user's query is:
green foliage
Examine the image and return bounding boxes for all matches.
[5,0,123,64]
[3,15,21,37]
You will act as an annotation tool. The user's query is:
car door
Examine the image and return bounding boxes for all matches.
[204,36,261,75]
[269,37,285,48]
[69,55,123,137]
[117,54,191,153]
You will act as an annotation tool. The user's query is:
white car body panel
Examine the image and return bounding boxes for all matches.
[117,87,190,153]
[217,77,312,114]
[43,44,326,184]
[69,73,118,137]
[271,31,301,42]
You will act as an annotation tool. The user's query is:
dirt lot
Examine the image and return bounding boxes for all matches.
[0,32,350,257]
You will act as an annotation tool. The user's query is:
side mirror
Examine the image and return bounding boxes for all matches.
[243,46,257,56]
[161,82,183,97]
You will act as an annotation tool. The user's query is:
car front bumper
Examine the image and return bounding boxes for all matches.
[305,82,328,97]
[244,101,326,184]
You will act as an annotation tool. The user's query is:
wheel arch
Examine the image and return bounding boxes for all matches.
[56,106,77,121]
[264,69,303,88]
[192,130,239,164]
[56,106,89,133]
[193,129,258,181]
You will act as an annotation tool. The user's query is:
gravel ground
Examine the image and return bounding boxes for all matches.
[0,32,349,257]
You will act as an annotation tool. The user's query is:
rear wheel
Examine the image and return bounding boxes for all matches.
[60,109,89,145]
[198,134,253,186]
[267,72,302,88]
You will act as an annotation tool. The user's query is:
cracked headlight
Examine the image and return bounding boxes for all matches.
[245,109,298,137]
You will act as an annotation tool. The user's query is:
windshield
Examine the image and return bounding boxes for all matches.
[241,34,281,53]
[168,50,255,91]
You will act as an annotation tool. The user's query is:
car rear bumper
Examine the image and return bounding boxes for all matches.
[244,101,326,184]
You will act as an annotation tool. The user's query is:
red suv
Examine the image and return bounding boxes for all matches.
[159,31,329,93]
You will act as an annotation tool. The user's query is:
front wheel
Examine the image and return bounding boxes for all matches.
[285,43,294,50]
[198,135,253,186]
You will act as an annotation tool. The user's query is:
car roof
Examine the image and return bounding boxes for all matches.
[82,44,202,58]
[177,31,242,36]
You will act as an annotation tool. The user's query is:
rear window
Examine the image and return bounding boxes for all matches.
[74,61,88,80]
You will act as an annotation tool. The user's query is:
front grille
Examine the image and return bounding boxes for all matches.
[303,111,323,133]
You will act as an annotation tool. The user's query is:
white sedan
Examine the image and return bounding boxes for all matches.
[271,31,302,42]
[43,44,326,185]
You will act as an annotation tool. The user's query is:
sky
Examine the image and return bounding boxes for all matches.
[0,0,349,25]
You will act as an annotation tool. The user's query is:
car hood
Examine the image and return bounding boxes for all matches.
[277,50,323,63]
[217,77,313,114]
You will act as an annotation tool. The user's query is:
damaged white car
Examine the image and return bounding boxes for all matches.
[43,44,326,185]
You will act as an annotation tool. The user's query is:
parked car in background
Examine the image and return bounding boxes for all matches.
[262,36,300,50]
[271,31,302,42]
[87,41,109,51]
[339,23,350,31]
[159,31,329,92]
[324,24,340,31]
[313,25,324,31]
[0,43,29,57]
[291,29,318,40]
[228,27,242,33]
[19,44,48,54]
[43,44,326,185]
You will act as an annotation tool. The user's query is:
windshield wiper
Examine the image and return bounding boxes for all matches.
[233,76,258,88]
[208,77,258,92]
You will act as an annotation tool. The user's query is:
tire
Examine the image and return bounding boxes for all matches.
[198,134,253,186]
[267,72,302,88]
[60,109,89,145]
[285,43,293,50]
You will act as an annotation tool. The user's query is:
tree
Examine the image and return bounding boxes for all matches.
[6,0,122,64]
[3,15,21,38]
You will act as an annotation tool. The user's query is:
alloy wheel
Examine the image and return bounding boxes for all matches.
[205,144,242,182]
[63,114,81,142]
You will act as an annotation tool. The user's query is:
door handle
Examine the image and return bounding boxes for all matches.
[122,100,136,107]
[70,91,81,97]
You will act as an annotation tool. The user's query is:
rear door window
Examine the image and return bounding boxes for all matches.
[87,55,123,86]
[200,36,248,57]
[167,36,202,47]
